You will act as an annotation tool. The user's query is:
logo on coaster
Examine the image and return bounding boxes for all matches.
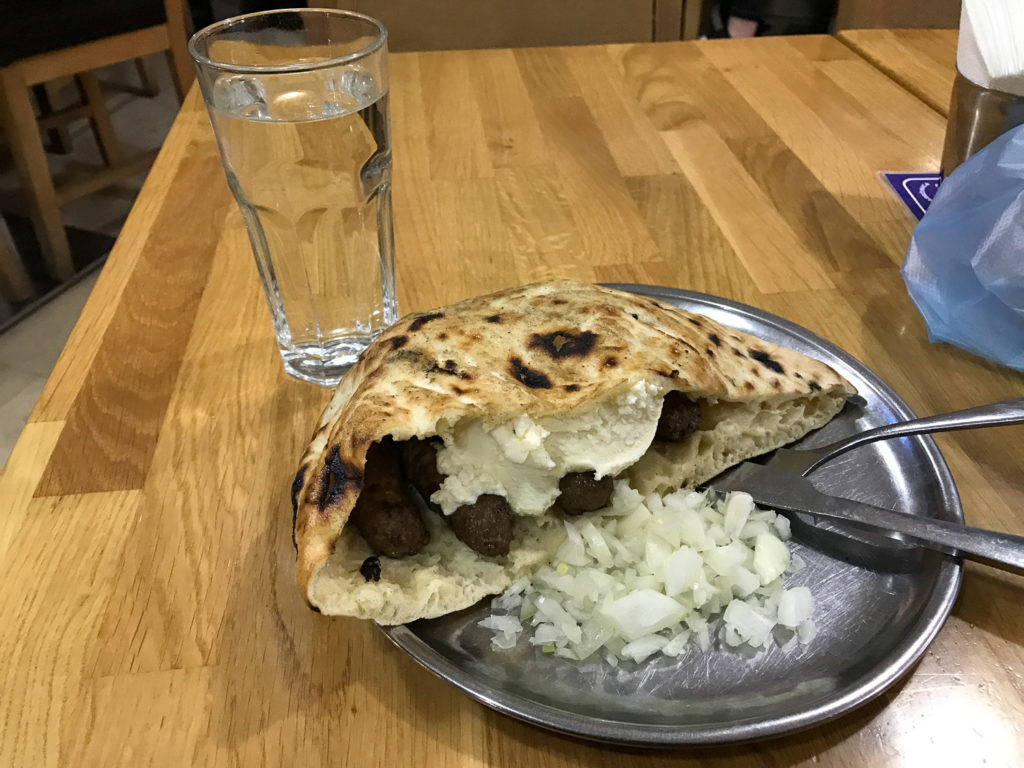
[883,172,942,221]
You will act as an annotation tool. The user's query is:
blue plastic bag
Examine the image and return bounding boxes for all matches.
[901,123,1024,371]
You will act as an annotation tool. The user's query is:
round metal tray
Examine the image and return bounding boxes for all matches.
[381,285,963,747]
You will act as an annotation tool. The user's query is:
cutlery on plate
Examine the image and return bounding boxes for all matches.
[714,462,1024,575]
[708,397,1024,574]
[752,396,1024,477]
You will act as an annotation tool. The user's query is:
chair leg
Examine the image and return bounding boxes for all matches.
[163,0,195,103]
[77,72,124,168]
[0,214,34,303]
[0,65,74,281]
[134,57,160,97]
[33,82,74,154]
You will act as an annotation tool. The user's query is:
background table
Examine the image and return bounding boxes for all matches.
[838,29,958,115]
[3,34,1023,767]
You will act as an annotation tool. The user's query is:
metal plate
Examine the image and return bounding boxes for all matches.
[381,285,963,747]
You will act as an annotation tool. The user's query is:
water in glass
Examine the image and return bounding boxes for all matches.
[207,66,396,385]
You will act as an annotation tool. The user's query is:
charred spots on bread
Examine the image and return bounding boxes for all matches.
[409,312,444,332]
[390,335,409,350]
[687,317,702,327]
[528,330,597,359]
[564,383,579,391]
[429,359,471,379]
[509,357,552,389]
[360,556,381,582]
[748,349,785,374]
[437,332,448,341]
[291,466,307,548]
[708,333,722,347]
[317,446,362,513]
[551,298,568,305]
[705,348,715,357]
[485,314,501,323]
[630,313,639,320]
[603,356,618,368]
[809,380,822,391]
[733,348,745,358]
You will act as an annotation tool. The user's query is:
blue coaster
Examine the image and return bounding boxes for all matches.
[883,172,942,221]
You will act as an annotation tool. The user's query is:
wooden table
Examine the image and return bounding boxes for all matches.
[3,34,1023,767]
[838,29,958,115]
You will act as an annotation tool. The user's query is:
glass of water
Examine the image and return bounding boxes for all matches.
[189,9,397,386]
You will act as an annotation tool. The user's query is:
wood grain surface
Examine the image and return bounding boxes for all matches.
[3,34,1024,767]
[838,28,958,116]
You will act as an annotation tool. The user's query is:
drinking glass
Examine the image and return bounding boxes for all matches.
[189,9,397,386]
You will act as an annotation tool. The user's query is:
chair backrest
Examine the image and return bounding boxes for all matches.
[164,0,195,99]
[324,0,667,51]
[835,0,959,29]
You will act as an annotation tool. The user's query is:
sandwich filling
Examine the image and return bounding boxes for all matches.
[433,380,667,518]
[346,383,709,564]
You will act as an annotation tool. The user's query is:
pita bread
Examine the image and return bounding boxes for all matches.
[292,281,855,623]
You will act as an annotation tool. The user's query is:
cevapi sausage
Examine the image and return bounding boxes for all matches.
[449,494,514,557]
[558,471,613,515]
[399,437,445,500]
[350,439,429,558]
[400,438,514,557]
[655,391,702,441]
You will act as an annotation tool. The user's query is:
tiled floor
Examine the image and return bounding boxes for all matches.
[0,270,99,465]
[0,55,179,470]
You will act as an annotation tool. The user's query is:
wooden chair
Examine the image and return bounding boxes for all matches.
[0,212,31,304]
[0,0,194,285]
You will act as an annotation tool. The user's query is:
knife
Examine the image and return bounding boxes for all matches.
[713,462,1024,576]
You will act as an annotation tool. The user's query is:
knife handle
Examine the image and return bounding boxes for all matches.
[807,397,1024,474]
[815,493,1024,576]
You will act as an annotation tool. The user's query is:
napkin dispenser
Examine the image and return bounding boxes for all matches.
[941,73,1024,175]
[941,0,1024,174]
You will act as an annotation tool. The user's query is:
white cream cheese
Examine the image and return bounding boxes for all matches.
[432,380,666,516]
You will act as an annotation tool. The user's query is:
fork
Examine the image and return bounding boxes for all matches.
[764,397,1024,477]
[708,397,1024,572]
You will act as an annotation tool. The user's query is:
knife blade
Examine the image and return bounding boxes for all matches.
[712,462,1024,576]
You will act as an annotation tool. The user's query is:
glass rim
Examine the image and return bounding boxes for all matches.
[188,8,387,75]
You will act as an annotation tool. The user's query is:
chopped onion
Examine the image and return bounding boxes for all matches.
[603,590,685,641]
[664,546,702,597]
[706,542,745,576]
[723,492,753,538]
[621,634,670,663]
[797,618,818,644]
[662,628,691,657]
[480,481,816,663]
[777,587,815,629]
[753,531,790,585]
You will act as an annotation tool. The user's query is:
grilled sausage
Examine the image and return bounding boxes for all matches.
[399,437,445,500]
[558,471,614,515]
[449,494,514,557]
[350,438,429,558]
[655,391,702,441]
